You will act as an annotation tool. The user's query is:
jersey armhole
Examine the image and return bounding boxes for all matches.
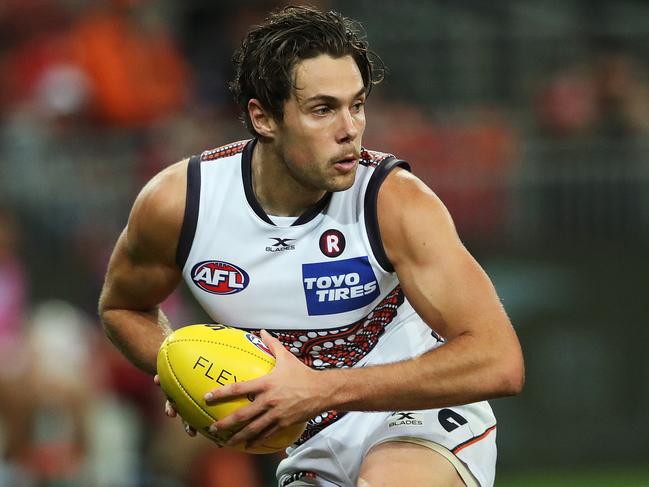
[175,155,201,270]
[364,157,411,273]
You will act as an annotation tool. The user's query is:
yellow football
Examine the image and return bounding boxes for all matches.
[156,324,306,454]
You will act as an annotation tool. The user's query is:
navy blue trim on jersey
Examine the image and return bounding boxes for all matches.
[241,139,275,225]
[364,157,411,273]
[293,192,332,225]
[242,138,333,227]
[176,155,202,269]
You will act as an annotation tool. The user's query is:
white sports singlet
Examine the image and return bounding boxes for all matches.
[177,139,497,487]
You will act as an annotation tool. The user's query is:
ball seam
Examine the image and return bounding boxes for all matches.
[164,347,217,425]
[169,338,275,366]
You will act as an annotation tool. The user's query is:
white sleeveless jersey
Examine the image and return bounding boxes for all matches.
[177,139,447,444]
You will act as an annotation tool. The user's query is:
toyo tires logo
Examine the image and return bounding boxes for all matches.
[302,256,379,315]
[191,260,250,295]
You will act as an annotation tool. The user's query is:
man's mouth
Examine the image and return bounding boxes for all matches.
[333,153,359,164]
[333,155,358,173]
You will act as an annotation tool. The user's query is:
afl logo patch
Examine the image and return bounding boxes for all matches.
[319,229,345,258]
[245,333,274,357]
[191,260,250,295]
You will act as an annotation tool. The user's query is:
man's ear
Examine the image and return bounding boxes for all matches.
[248,99,277,138]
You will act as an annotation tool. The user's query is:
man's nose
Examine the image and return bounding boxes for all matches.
[336,109,360,143]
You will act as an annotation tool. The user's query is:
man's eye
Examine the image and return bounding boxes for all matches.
[314,107,331,115]
[353,102,365,112]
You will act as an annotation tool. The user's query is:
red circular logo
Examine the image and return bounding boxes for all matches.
[319,229,345,258]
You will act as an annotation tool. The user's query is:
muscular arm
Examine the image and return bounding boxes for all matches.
[323,168,525,410]
[98,160,188,375]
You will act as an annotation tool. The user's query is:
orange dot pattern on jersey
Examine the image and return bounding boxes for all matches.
[249,285,405,445]
[280,470,318,487]
[270,285,404,371]
[199,143,393,166]
[359,148,395,167]
[201,140,249,161]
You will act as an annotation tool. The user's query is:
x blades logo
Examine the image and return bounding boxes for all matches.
[388,411,424,427]
[266,237,296,253]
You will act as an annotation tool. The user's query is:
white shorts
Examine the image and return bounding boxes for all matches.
[277,401,497,487]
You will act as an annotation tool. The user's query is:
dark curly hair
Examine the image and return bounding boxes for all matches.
[230,5,384,137]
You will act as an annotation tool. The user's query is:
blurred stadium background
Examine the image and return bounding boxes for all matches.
[1,0,648,486]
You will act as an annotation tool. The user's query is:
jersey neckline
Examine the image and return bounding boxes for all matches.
[241,139,333,227]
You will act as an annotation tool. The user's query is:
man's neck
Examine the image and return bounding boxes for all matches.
[251,141,327,217]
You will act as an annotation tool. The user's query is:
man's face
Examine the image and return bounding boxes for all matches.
[272,54,367,193]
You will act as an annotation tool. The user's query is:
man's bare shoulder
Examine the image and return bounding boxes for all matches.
[378,167,452,224]
[377,167,459,267]
[126,159,189,264]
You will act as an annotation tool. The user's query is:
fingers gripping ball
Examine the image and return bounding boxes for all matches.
[156,324,305,454]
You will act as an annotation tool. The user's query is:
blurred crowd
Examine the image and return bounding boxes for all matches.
[0,1,305,486]
[1,0,649,485]
[0,201,277,486]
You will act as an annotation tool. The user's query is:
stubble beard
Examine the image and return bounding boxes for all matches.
[280,149,358,195]
[294,162,357,194]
